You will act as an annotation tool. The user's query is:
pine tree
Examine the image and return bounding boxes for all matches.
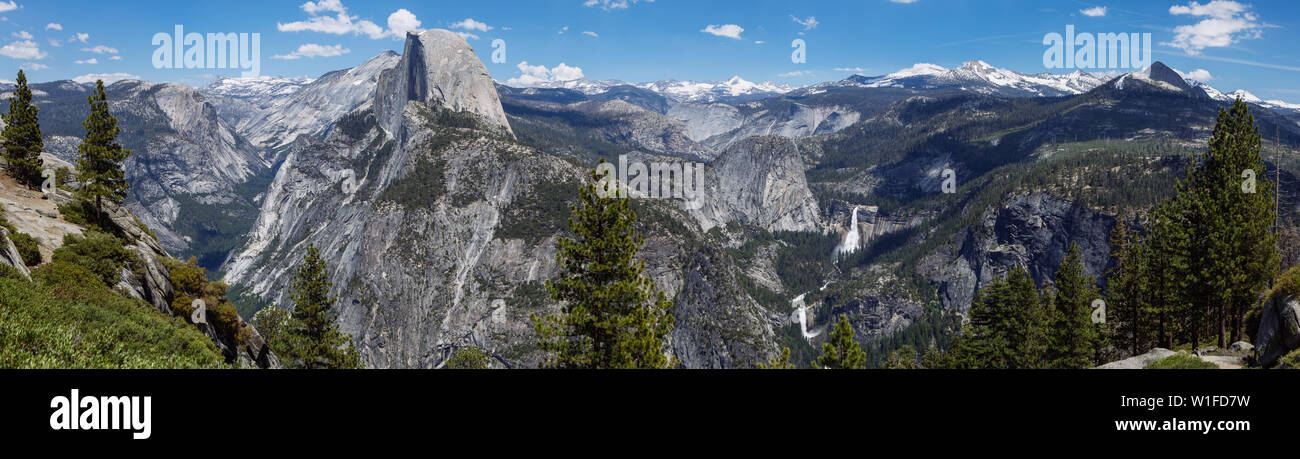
[531,159,675,369]
[884,345,918,369]
[1107,219,1150,356]
[954,266,1046,369]
[756,347,795,369]
[1,70,44,189]
[277,245,361,369]
[1045,243,1101,368]
[1147,193,1192,348]
[74,80,131,227]
[816,314,867,369]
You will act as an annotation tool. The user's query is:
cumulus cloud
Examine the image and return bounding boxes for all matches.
[21,62,48,71]
[387,9,422,37]
[72,72,138,84]
[278,0,417,40]
[12,30,30,39]
[272,43,350,60]
[583,0,653,11]
[44,23,60,31]
[791,15,818,30]
[0,40,45,59]
[701,24,744,40]
[449,18,493,32]
[1182,68,1213,81]
[834,67,866,72]
[1164,1,1265,55]
[505,61,584,87]
[0,1,17,13]
[777,70,809,77]
[74,58,96,64]
[582,31,598,37]
[71,33,88,43]
[1080,6,1107,17]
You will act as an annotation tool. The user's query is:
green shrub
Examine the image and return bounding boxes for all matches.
[0,262,23,280]
[0,262,228,368]
[1144,352,1219,369]
[51,230,133,287]
[445,346,491,369]
[1278,349,1300,369]
[7,231,41,267]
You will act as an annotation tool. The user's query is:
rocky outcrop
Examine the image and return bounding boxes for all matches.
[690,136,822,233]
[918,192,1114,313]
[670,244,779,368]
[1097,348,1176,369]
[375,29,512,139]
[0,227,30,277]
[1254,295,1300,367]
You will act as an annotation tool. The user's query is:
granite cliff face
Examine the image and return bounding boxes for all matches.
[224,30,780,368]
[375,30,512,138]
[689,136,822,233]
[918,192,1115,313]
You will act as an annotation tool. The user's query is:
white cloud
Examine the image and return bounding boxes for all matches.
[0,2,17,13]
[558,26,568,35]
[1080,6,1107,17]
[47,38,60,47]
[387,9,422,37]
[754,40,766,44]
[1182,68,1213,81]
[791,15,818,30]
[71,33,88,43]
[12,30,30,39]
[300,0,345,15]
[109,55,121,61]
[272,43,350,60]
[74,58,96,64]
[278,0,416,40]
[72,73,138,84]
[454,32,480,41]
[0,40,45,59]
[583,0,653,11]
[449,18,493,32]
[834,67,866,72]
[701,24,744,40]
[889,0,918,3]
[81,45,118,54]
[777,70,809,77]
[1164,1,1264,55]
[44,23,60,31]
[21,62,48,71]
[582,31,598,37]
[505,61,585,86]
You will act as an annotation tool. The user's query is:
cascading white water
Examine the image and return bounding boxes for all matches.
[792,294,821,339]
[835,206,861,255]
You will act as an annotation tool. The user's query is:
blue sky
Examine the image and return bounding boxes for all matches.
[2,0,1300,100]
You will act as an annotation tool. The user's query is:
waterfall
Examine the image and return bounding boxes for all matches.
[836,206,861,255]
[793,294,821,339]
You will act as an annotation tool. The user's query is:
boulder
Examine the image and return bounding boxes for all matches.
[1230,341,1254,353]
[1253,295,1300,367]
[1097,348,1175,369]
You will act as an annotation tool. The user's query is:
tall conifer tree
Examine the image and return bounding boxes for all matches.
[532,160,675,369]
[2,70,44,188]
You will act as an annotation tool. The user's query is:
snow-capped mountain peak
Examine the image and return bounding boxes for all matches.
[825,59,1106,97]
